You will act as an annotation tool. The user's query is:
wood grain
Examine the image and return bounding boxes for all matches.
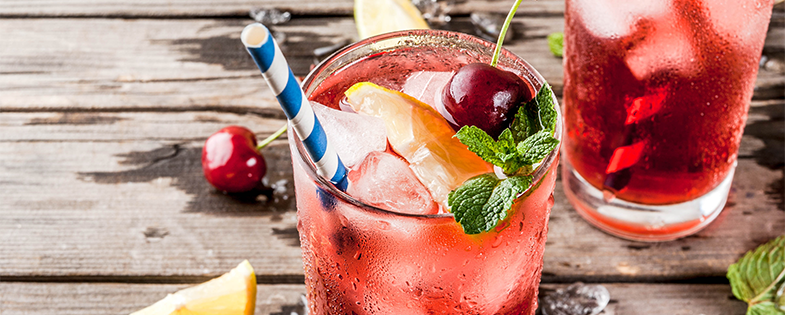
[0,282,307,315]
[0,282,746,315]
[0,0,564,17]
[0,111,781,283]
[1,0,781,20]
[1,17,782,111]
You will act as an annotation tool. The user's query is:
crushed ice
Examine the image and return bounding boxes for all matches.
[412,0,454,25]
[471,12,513,42]
[249,8,291,25]
[540,282,610,315]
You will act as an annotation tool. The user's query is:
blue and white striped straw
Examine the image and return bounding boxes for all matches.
[241,23,348,191]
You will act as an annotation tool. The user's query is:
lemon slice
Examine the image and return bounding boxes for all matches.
[132,261,256,315]
[354,0,430,39]
[345,82,493,206]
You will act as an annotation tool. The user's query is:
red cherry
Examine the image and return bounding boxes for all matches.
[202,126,267,193]
[442,63,534,138]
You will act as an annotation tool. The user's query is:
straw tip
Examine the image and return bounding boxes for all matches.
[241,23,270,48]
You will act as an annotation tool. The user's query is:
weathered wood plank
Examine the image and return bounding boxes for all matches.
[3,0,782,20]
[0,282,307,315]
[0,0,564,17]
[0,282,746,315]
[1,17,782,111]
[0,111,781,282]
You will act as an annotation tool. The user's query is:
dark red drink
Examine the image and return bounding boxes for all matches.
[562,0,773,240]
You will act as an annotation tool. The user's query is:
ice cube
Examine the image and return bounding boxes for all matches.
[412,0,454,25]
[572,0,668,39]
[312,102,388,168]
[249,8,291,25]
[347,151,440,215]
[540,282,610,315]
[624,15,700,81]
[471,12,513,42]
[703,0,772,47]
[401,70,458,125]
[402,71,454,106]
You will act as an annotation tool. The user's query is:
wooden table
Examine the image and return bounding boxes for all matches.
[1,1,783,314]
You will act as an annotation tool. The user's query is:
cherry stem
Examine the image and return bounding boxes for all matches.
[256,124,288,151]
[490,0,525,67]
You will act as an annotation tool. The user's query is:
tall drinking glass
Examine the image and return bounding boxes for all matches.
[562,0,774,241]
[290,30,562,314]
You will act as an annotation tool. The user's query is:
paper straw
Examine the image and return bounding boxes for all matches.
[241,23,348,191]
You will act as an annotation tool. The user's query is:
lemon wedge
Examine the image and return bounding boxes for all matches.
[354,0,430,39]
[345,82,493,206]
[131,261,256,315]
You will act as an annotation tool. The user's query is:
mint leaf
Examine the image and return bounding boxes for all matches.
[547,32,564,57]
[455,125,505,166]
[748,303,783,315]
[530,82,558,135]
[455,127,532,174]
[516,130,560,175]
[727,235,785,315]
[511,82,558,141]
[448,174,532,234]
[511,98,539,141]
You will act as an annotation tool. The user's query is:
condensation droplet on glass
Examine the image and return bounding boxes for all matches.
[376,220,391,230]
[492,235,504,248]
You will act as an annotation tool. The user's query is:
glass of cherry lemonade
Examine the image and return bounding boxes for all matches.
[289,30,561,314]
[562,0,774,241]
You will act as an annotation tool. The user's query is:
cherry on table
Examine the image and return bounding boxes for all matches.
[202,126,267,193]
[442,63,534,138]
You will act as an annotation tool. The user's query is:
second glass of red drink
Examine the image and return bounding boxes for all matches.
[562,0,774,241]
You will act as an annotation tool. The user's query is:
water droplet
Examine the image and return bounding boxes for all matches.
[376,220,391,230]
[492,236,504,248]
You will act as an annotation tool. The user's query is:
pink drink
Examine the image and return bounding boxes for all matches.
[290,30,561,314]
[562,0,773,240]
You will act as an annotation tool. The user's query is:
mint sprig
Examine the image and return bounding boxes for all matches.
[727,235,785,315]
[449,83,559,234]
[455,83,559,176]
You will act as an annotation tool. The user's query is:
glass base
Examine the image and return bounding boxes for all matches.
[562,159,734,242]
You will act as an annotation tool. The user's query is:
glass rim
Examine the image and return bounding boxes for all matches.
[294,29,562,219]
